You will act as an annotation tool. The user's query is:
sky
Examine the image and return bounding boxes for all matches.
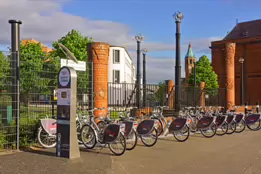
[0,0,260,83]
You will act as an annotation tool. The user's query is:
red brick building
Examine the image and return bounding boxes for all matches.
[211,19,261,106]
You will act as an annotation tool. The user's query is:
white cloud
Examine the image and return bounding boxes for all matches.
[0,0,221,83]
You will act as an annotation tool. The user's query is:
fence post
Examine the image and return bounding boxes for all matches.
[199,82,205,107]
[9,19,22,150]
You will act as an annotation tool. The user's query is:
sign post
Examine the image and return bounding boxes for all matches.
[56,66,80,159]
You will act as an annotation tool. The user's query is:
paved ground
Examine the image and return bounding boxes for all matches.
[0,129,260,174]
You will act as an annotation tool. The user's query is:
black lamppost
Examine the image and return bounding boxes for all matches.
[142,48,147,107]
[135,34,144,109]
[173,11,184,112]
[239,57,244,105]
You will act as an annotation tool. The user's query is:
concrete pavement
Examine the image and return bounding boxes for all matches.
[0,129,260,174]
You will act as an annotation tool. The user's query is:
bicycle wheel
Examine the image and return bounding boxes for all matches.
[108,132,126,156]
[235,120,246,133]
[80,124,96,149]
[200,124,217,138]
[152,118,163,136]
[76,122,82,143]
[216,122,228,136]
[140,128,158,147]
[173,125,190,142]
[226,121,236,134]
[37,127,56,148]
[126,129,138,151]
[246,119,261,131]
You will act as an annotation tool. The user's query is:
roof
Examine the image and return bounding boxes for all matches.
[223,19,261,40]
[185,43,195,58]
[110,45,133,60]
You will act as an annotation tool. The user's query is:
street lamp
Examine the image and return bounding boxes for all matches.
[135,34,144,108]
[142,48,147,107]
[173,11,184,112]
[239,57,244,105]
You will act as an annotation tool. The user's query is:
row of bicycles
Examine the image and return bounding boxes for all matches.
[37,104,261,156]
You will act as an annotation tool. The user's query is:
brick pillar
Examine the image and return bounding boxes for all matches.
[225,43,236,110]
[166,80,174,109]
[199,82,205,107]
[87,42,110,117]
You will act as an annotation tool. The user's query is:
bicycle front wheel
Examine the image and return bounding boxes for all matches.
[235,120,246,133]
[173,125,190,142]
[216,122,228,136]
[226,121,236,134]
[80,124,96,149]
[126,129,138,151]
[109,132,126,156]
[140,128,158,147]
[200,124,216,138]
[246,119,261,131]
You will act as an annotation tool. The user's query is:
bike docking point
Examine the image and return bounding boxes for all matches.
[56,66,80,159]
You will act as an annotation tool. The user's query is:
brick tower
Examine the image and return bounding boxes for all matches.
[185,43,196,80]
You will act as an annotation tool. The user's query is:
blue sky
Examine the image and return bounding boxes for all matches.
[0,0,260,83]
[61,0,260,58]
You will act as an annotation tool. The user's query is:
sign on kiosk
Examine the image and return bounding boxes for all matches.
[56,66,80,159]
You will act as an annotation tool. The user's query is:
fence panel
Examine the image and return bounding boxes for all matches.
[0,51,18,149]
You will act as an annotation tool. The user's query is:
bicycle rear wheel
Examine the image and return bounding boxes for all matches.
[109,132,126,156]
[151,118,163,136]
[140,128,158,147]
[80,124,96,149]
[173,125,190,142]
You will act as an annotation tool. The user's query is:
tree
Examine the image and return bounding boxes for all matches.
[20,42,51,106]
[51,29,93,101]
[0,52,10,91]
[188,55,219,89]
[154,82,166,106]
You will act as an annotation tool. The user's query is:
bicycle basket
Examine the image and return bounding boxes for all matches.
[235,114,244,124]
[168,118,187,133]
[122,121,134,137]
[197,117,214,129]
[136,119,155,135]
[40,118,57,135]
[215,116,226,127]
[226,115,234,124]
[103,124,120,143]
[245,114,260,125]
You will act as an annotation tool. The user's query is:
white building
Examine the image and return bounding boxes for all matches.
[108,46,138,106]
[108,46,136,83]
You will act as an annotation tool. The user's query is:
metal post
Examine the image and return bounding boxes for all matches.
[9,19,22,150]
[239,57,244,105]
[193,61,196,106]
[136,41,141,108]
[173,12,183,112]
[142,53,146,107]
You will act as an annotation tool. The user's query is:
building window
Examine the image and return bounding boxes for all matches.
[113,50,120,63]
[113,70,120,83]
[189,59,193,64]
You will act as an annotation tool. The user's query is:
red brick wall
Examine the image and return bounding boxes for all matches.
[211,37,261,105]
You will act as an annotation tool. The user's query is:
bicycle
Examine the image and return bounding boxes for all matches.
[80,107,127,156]
[244,103,261,131]
[97,108,138,151]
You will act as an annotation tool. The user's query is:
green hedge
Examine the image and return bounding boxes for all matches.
[0,117,40,149]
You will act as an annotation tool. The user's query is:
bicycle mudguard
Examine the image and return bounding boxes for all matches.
[245,114,260,125]
[197,117,214,129]
[226,115,234,124]
[168,118,187,133]
[121,121,134,137]
[103,124,120,143]
[136,119,155,135]
[215,116,226,127]
[235,114,244,124]
[40,118,57,135]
